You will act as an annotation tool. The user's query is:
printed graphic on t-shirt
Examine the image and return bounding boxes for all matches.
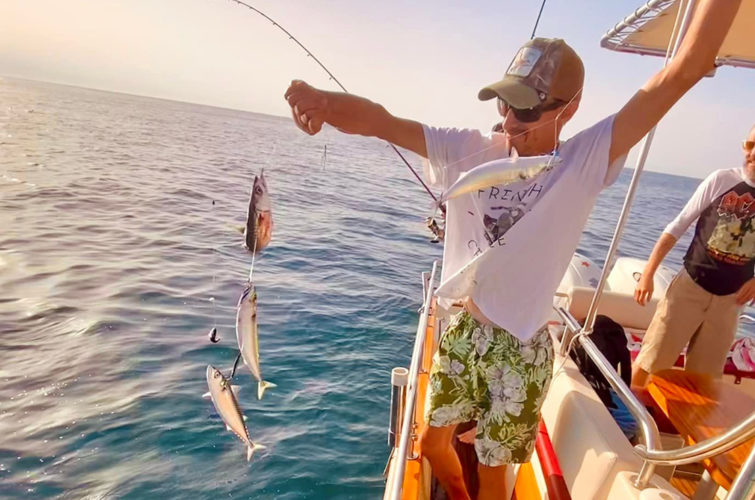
[466,181,544,255]
[483,206,526,244]
[707,189,755,264]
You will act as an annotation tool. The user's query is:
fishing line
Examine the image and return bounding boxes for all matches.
[226,0,439,205]
[214,247,250,264]
[247,237,258,283]
[210,199,219,336]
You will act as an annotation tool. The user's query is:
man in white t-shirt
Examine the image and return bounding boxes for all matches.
[633,124,755,387]
[284,2,741,498]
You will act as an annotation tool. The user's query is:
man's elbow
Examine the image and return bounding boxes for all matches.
[682,60,716,83]
[665,61,714,89]
[661,232,680,246]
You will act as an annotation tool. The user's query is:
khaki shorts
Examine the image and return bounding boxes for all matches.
[635,269,742,375]
[425,311,554,467]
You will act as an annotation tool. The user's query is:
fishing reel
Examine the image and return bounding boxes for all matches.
[425,215,445,244]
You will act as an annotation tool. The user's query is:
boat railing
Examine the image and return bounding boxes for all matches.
[556,306,662,488]
[727,446,755,500]
[387,260,439,500]
[555,306,755,499]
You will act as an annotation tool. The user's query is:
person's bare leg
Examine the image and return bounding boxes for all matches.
[477,463,507,500]
[420,425,471,500]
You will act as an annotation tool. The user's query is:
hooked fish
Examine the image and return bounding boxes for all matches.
[439,150,562,205]
[203,365,265,461]
[243,170,273,254]
[236,283,276,399]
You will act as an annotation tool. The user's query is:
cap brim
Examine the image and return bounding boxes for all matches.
[478,79,541,109]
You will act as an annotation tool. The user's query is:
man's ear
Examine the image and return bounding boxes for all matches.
[558,97,580,123]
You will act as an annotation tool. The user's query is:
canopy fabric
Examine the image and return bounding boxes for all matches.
[601,0,755,68]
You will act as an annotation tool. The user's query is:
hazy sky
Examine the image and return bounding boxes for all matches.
[1,0,753,177]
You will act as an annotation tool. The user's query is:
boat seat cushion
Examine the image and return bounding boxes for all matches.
[541,356,684,499]
[565,286,659,331]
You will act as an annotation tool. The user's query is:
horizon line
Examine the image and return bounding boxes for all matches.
[0,73,703,181]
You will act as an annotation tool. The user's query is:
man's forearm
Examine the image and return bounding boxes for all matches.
[320,91,427,157]
[644,232,678,275]
[285,80,427,156]
[317,91,388,137]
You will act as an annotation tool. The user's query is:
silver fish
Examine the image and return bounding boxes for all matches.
[243,170,273,254]
[236,283,276,399]
[203,365,265,461]
[439,150,562,204]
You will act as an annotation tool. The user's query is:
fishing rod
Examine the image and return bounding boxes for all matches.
[530,0,548,39]
[226,0,439,206]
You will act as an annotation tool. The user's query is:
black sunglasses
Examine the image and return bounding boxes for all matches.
[497,97,567,123]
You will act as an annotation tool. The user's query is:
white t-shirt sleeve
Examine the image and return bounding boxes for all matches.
[663,170,725,239]
[562,114,627,191]
[421,125,493,191]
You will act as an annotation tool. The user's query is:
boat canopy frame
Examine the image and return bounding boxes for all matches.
[601,0,755,69]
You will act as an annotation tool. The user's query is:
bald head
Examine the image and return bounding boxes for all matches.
[744,124,755,181]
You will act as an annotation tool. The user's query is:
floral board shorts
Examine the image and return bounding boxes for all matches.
[425,311,554,467]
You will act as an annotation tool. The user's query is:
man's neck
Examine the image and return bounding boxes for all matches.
[741,166,755,188]
[506,126,561,156]
[509,137,560,156]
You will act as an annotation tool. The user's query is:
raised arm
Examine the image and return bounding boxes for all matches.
[284,80,427,158]
[609,0,742,165]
